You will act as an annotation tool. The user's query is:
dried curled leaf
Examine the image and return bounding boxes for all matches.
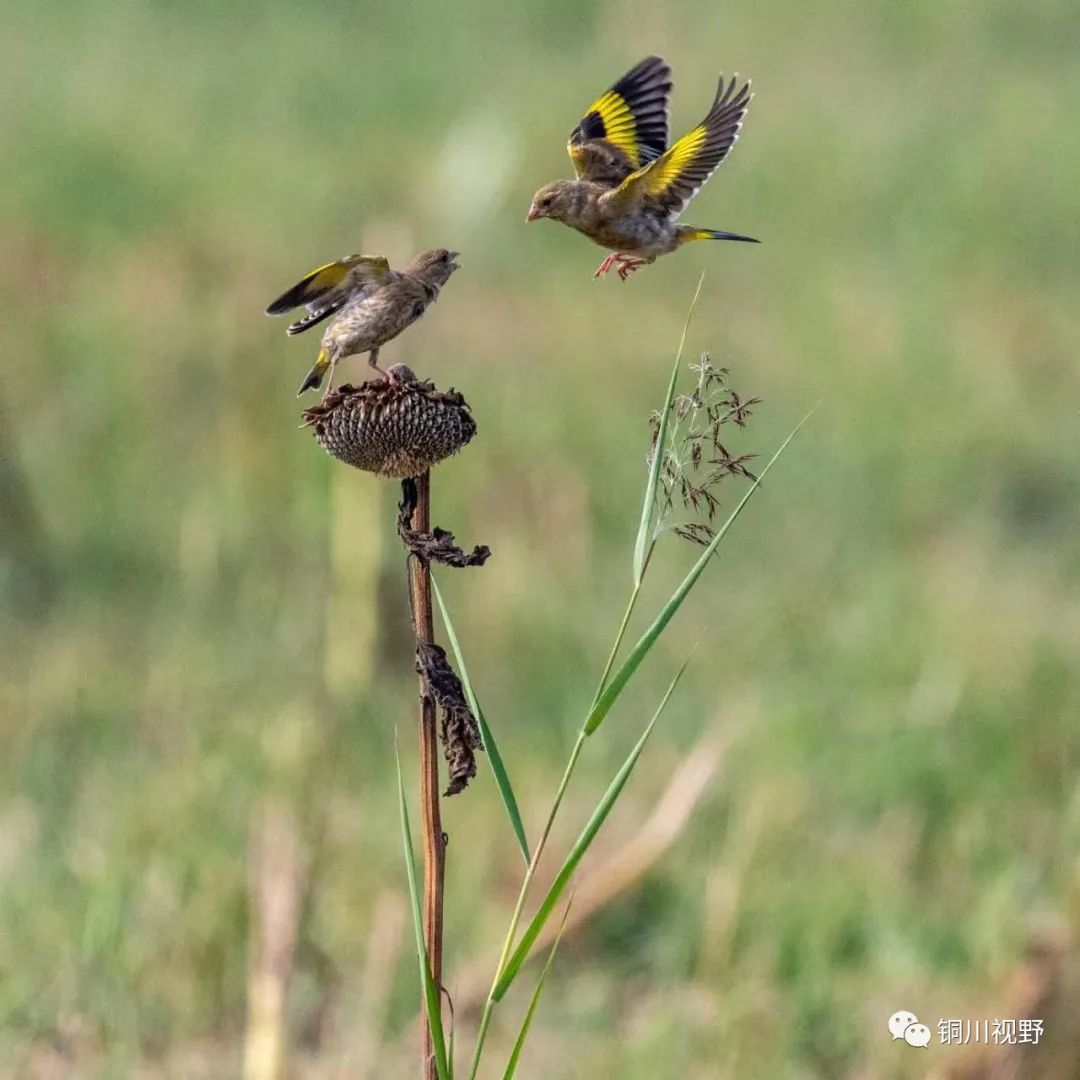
[397,479,491,568]
[416,642,483,796]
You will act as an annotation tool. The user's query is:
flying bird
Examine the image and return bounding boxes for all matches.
[266,249,460,399]
[526,56,758,280]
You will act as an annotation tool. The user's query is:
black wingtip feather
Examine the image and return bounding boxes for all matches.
[612,56,673,156]
[643,71,755,220]
[266,297,292,316]
[710,74,753,117]
[266,277,316,316]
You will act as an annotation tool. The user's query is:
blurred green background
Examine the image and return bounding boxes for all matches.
[2,0,1079,1076]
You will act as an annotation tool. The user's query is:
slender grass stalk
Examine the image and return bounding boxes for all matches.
[477,285,704,1066]
[407,471,447,1080]
[455,279,810,1073]
[633,272,706,587]
[468,369,810,1078]
[468,645,696,1074]
[396,741,451,1080]
[592,273,702,705]
[469,398,809,1056]
[467,731,586,1079]
[501,895,574,1079]
[492,652,693,1001]
[590,581,641,707]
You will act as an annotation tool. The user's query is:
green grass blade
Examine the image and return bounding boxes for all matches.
[492,658,691,1001]
[632,272,706,587]
[633,356,679,586]
[433,578,530,865]
[501,894,575,1079]
[585,408,816,735]
[395,741,451,1080]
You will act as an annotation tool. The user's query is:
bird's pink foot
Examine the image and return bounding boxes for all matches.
[615,256,647,281]
[367,348,394,382]
[593,253,619,278]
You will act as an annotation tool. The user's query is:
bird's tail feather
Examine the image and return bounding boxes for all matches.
[679,227,760,244]
[297,350,329,396]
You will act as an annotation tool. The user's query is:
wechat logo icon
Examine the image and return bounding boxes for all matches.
[888,1010,931,1047]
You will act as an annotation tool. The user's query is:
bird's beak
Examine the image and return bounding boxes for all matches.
[526,206,540,222]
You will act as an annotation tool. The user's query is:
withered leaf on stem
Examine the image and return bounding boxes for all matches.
[416,642,483,796]
[398,479,490,568]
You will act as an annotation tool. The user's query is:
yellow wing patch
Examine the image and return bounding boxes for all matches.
[266,254,388,317]
[631,124,708,199]
[306,260,351,292]
[303,255,390,298]
[357,255,392,282]
[570,89,641,165]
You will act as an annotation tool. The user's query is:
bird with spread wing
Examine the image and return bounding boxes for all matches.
[265,249,460,400]
[526,56,758,280]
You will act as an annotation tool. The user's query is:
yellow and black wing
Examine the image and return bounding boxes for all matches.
[567,56,672,185]
[265,254,391,335]
[602,76,752,219]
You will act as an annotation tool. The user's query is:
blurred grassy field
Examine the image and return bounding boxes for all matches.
[2,0,1079,1076]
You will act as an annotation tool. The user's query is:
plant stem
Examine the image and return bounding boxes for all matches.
[468,729,587,1077]
[468,566,653,1076]
[408,471,445,1080]
[591,578,644,706]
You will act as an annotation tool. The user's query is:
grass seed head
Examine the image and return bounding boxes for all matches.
[649,352,762,546]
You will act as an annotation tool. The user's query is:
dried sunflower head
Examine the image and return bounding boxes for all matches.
[301,365,476,479]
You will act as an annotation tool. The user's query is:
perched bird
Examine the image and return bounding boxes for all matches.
[526,56,758,279]
[266,249,460,399]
